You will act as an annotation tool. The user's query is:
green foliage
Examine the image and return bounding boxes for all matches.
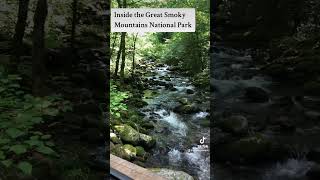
[110,81,129,118]
[0,67,71,175]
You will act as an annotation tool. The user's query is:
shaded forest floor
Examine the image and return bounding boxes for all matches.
[0,1,108,179]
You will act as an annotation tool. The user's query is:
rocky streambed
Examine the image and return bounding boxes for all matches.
[110,60,210,180]
[212,45,320,180]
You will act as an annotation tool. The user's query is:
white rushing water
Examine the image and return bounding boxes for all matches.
[263,159,314,180]
[141,61,210,180]
[155,109,187,136]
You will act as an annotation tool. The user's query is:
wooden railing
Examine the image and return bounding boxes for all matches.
[110,154,167,180]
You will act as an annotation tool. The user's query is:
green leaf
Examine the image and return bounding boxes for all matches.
[45,141,55,147]
[0,150,5,160]
[10,145,27,155]
[36,146,55,155]
[17,161,32,175]
[0,138,10,145]
[24,139,43,147]
[1,159,13,167]
[41,135,51,140]
[6,128,25,138]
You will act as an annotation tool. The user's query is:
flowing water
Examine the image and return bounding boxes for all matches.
[212,45,320,180]
[140,61,210,180]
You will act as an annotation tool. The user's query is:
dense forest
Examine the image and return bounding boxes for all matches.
[0,0,107,179]
[109,0,210,179]
[213,0,320,180]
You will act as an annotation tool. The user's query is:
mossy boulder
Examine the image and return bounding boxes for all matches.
[123,144,137,158]
[114,125,140,145]
[178,98,189,105]
[150,168,194,180]
[173,104,200,114]
[136,146,146,157]
[110,133,121,144]
[139,133,156,148]
[114,124,155,148]
[111,144,131,160]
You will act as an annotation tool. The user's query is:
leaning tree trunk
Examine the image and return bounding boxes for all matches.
[13,0,30,59]
[119,32,126,80]
[70,0,78,48]
[32,0,48,96]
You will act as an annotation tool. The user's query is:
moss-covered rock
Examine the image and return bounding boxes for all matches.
[123,144,137,158]
[111,144,131,160]
[110,133,121,144]
[139,133,156,148]
[114,124,140,145]
[114,124,155,148]
[135,146,146,157]
[173,103,200,114]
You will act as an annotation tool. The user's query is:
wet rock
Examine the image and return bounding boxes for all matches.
[178,98,189,105]
[173,104,200,114]
[150,168,194,180]
[245,87,269,103]
[139,133,156,148]
[142,122,155,129]
[186,89,195,94]
[129,97,148,108]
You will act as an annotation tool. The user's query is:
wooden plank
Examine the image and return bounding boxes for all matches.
[110,154,167,180]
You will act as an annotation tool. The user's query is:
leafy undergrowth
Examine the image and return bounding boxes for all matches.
[110,81,129,119]
[0,67,72,176]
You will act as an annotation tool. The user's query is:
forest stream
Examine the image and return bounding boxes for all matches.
[137,60,210,180]
[213,45,320,180]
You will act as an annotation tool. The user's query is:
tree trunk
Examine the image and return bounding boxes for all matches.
[32,0,48,96]
[119,0,127,82]
[70,0,78,48]
[114,32,125,76]
[131,33,138,76]
[110,33,118,58]
[13,0,30,59]
[119,32,126,81]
